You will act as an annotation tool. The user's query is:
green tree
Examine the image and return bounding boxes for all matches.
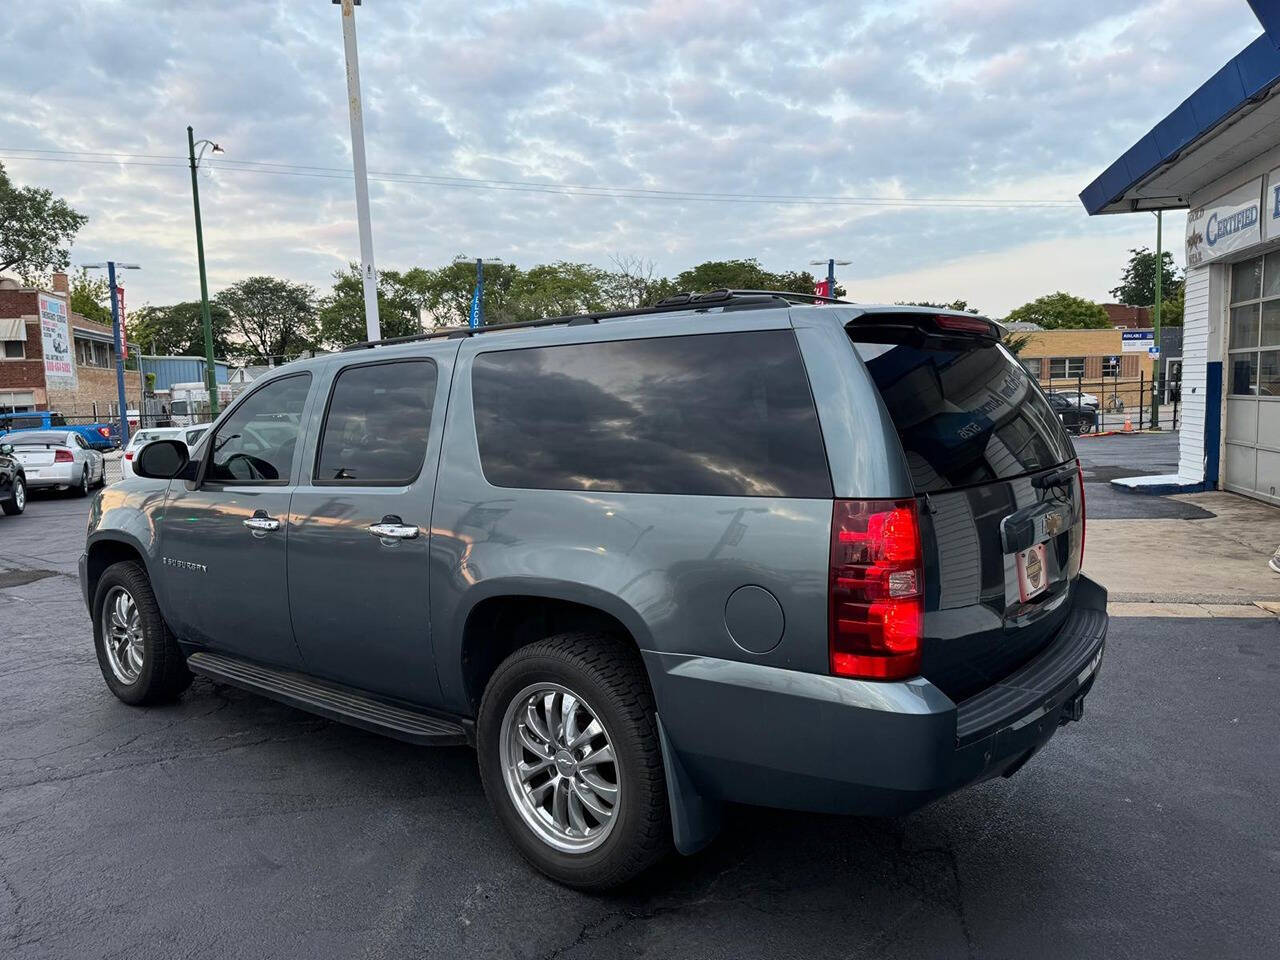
[897,299,981,314]
[69,268,112,325]
[1110,246,1183,306]
[417,259,523,327]
[1158,285,1185,327]
[1003,293,1111,330]
[318,264,432,347]
[1002,332,1033,356]
[128,301,234,357]
[506,262,615,321]
[214,276,318,363]
[669,259,835,298]
[0,161,89,277]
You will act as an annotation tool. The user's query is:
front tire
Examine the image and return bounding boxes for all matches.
[92,561,192,705]
[477,633,671,889]
[1,476,24,515]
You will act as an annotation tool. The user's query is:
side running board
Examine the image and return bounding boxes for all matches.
[186,651,471,746]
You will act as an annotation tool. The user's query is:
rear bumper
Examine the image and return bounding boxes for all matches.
[23,464,76,488]
[647,575,1107,821]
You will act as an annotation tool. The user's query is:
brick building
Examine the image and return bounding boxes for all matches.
[1101,303,1152,329]
[1016,327,1157,409]
[0,273,144,418]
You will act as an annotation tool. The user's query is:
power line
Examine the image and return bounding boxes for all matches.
[0,146,1081,209]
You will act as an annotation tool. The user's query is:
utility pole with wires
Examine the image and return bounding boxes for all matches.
[334,0,380,341]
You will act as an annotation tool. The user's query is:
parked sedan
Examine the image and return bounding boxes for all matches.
[1050,389,1100,409]
[0,441,25,516]
[119,427,205,481]
[1047,392,1098,434]
[7,430,106,496]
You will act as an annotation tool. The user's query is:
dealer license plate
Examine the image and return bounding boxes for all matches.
[1016,542,1048,602]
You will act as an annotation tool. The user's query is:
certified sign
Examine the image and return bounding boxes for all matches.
[37,293,77,389]
[1186,177,1263,267]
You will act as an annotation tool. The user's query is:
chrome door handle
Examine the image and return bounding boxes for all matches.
[243,515,281,532]
[368,517,420,540]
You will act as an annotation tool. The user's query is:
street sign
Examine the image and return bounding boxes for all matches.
[1149,346,1161,357]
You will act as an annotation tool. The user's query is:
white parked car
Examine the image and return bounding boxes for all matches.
[120,427,205,481]
[8,430,106,496]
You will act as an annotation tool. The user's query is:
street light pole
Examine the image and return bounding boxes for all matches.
[84,261,140,447]
[810,259,851,299]
[457,256,503,328]
[335,0,380,342]
[188,125,222,418]
[1151,210,1163,429]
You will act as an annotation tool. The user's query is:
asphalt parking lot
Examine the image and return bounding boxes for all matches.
[2,458,1278,960]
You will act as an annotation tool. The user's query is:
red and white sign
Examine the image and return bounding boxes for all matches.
[813,279,831,299]
[115,285,127,359]
[38,293,77,389]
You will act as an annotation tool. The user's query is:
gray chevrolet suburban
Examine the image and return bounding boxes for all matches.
[80,290,1107,889]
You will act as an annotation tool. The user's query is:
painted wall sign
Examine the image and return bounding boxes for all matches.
[37,293,77,389]
[1185,177,1263,267]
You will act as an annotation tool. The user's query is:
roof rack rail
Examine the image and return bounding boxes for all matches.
[342,289,794,351]
[720,289,847,305]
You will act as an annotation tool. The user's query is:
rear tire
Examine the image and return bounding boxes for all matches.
[1,476,24,515]
[477,632,671,890]
[74,467,89,497]
[92,561,192,705]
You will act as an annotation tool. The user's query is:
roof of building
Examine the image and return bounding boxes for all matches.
[1081,4,1280,215]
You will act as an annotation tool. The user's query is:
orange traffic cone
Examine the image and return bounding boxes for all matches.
[1123,414,1133,433]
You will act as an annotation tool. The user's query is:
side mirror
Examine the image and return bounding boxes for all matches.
[134,439,192,480]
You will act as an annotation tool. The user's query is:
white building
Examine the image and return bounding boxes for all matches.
[1082,2,1280,506]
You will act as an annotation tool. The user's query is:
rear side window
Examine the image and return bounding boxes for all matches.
[471,330,832,498]
[314,359,438,485]
[854,339,1074,492]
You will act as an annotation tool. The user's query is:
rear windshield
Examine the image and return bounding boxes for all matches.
[853,338,1074,492]
[9,432,70,445]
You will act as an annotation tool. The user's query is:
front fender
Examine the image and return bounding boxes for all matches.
[83,480,169,610]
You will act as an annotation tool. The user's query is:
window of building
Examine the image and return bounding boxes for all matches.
[1102,355,1120,377]
[74,338,112,368]
[1229,252,1280,397]
[314,360,437,485]
[206,374,311,484]
[2,340,23,359]
[1020,357,1041,378]
[1048,357,1085,379]
[471,330,833,498]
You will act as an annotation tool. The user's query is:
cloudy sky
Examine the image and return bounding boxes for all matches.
[0,0,1267,317]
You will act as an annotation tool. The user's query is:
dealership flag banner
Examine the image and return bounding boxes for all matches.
[116,284,127,360]
[1186,177,1263,267]
[38,293,77,389]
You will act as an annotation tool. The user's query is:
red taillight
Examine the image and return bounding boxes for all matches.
[829,499,924,681]
[53,449,74,463]
[98,427,110,437]
[1077,459,1086,568]
[124,451,134,460]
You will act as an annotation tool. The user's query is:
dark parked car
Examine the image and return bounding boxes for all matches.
[80,292,1107,889]
[0,441,26,516]
[1047,392,1099,434]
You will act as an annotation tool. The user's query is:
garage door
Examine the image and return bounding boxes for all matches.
[1224,255,1280,506]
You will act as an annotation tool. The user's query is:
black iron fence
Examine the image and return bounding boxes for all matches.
[1043,372,1181,433]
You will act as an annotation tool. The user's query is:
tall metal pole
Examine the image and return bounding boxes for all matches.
[827,258,835,298]
[1152,210,1163,429]
[476,258,485,327]
[107,261,130,447]
[188,126,219,418]
[337,0,380,342]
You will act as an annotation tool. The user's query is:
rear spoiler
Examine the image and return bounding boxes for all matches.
[845,310,1004,341]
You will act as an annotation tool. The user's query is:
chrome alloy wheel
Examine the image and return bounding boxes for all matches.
[13,480,24,511]
[500,682,621,853]
[102,586,144,684]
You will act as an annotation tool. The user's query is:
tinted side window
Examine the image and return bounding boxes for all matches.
[472,331,831,498]
[50,414,67,426]
[315,360,438,484]
[207,374,311,484]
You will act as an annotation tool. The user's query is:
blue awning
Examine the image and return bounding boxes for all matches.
[1081,3,1280,215]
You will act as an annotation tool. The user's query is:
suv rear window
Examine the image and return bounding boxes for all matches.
[853,338,1074,492]
[472,330,832,498]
